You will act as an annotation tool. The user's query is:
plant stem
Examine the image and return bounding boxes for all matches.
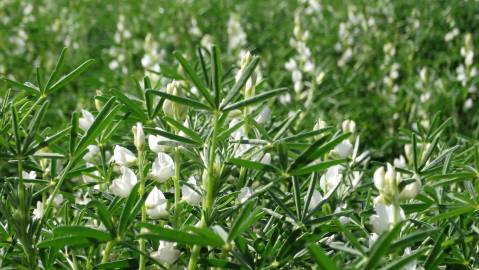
[101,240,115,263]
[138,150,147,270]
[188,113,221,270]
[173,147,182,228]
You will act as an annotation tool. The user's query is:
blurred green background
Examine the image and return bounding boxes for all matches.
[1,0,479,159]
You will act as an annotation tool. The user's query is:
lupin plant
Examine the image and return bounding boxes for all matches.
[2,29,479,270]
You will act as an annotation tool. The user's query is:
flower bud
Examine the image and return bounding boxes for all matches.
[79,109,95,131]
[145,187,168,219]
[83,145,100,163]
[132,122,145,150]
[399,176,421,200]
[110,166,138,198]
[305,190,323,211]
[151,152,175,182]
[148,134,171,153]
[113,145,137,167]
[33,201,44,220]
[238,187,253,203]
[373,166,386,191]
[341,119,356,134]
[95,90,103,111]
[163,81,187,121]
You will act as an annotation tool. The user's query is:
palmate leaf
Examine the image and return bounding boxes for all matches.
[46,59,95,94]
[2,78,40,95]
[163,116,203,144]
[144,126,202,146]
[222,88,287,111]
[146,89,212,111]
[110,88,147,121]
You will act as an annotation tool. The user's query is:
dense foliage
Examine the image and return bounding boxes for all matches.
[1,0,479,269]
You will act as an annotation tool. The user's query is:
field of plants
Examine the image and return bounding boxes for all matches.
[1,0,479,269]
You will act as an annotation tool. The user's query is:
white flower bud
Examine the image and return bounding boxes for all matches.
[151,152,175,182]
[83,145,100,163]
[22,170,37,179]
[132,122,145,150]
[79,109,95,131]
[145,187,168,219]
[373,166,386,191]
[332,139,353,158]
[305,190,323,211]
[341,119,356,133]
[255,106,271,124]
[148,134,171,153]
[399,177,421,200]
[33,201,44,220]
[110,167,137,198]
[113,145,137,167]
[320,165,342,194]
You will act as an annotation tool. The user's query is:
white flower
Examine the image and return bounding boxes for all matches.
[79,109,95,131]
[305,190,323,211]
[261,153,271,164]
[110,167,137,198]
[393,155,407,169]
[369,198,405,234]
[151,240,180,265]
[212,225,228,242]
[145,187,168,219]
[403,248,418,270]
[238,187,253,203]
[148,134,171,153]
[33,201,44,220]
[320,165,342,194]
[113,145,137,167]
[314,119,327,131]
[53,194,64,207]
[83,145,100,163]
[255,106,271,124]
[151,152,175,182]
[341,119,356,133]
[373,166,386,191]
[22,170,37,179]
[182,177,202,206]
[332,139,353,158]
[132,122,145,150]
[399,177,421,200]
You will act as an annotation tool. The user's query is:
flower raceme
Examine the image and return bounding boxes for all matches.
[110,166,138,198]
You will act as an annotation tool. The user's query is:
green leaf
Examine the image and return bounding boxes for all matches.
[95,259,136,269]
[307,243,338,270]
[87,200,116,237]
[228,201,263,241]
[139,223,223,247]
[390,228,438,250]
[118,183,141,235]
[163,116,203,144]
[364,221,403,270]
[69,111,78,155]
[380,248,426,270]
[37,236,91,249]
[146,89,212,111]
[184,226,225,247]
[110,88,147,120]
[211,45,222,108]
[53,226,112,242]
[22,100,49,152]
[221,56,260,109]
[144,127,202,146]
[45,47,67,91]
[46,59,95,94]
[222,88,287,111]
[173,51,214,106]
[289,159,346,176]
[10,106,22,155]
[75,97,120,156]
[228,158,280,172]
[2,77,40,95]
[429,205,476,222]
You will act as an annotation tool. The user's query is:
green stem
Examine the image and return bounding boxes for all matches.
[188,113,221,270]
[101,240,115,263]
[173,148,182,228]
[138,150,146,270]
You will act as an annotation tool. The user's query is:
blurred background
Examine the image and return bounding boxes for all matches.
[1,0,479,159]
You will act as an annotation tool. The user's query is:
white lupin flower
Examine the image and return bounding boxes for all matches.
[332,139,353,158]
[33,201,44,220]
[53,194,64,207]
[132,122,145,150]
[393,155,407,169]
[212,225,228,242]
[373,166,386,191]
[314,119,327,131]
[113,145,137,167]
[369,198,405,234]
[341,119,356,133]
[145,187,168,219]
[22,170,37,179]
[83,145,100,163]
[148,134,171,153]
[79,109,95,131]
[255,106,271,124]
[305,190,323,211]
[261,153,271,164]
[399,177,422,200]
[151,241,180,265]
[238,187,253,203]
[182,176,202,206]
[151,152,175,182]
[110,167,137,198]
[320,165,342,194]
